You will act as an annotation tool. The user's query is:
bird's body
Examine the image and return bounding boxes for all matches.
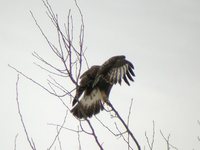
[71,55,135,119]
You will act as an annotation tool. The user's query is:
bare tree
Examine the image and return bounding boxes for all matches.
[11,1,200,150]
[10,0,140,150]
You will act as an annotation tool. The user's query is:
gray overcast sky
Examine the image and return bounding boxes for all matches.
[1,0,200,149]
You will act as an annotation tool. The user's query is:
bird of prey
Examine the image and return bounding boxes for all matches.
[71,55,135,119]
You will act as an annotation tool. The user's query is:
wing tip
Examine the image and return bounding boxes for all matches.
[123,75,130,86]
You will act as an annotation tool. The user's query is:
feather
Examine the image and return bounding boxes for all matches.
[127,61,134,69]
[118,67,123,84]
[123,74,130,85]
[126,70,134,81]
[128,66,135,76]
[109,70,114,83]
[71,88,106,119]
[113,68,118,84]
[71,55,135,119]
[117,68,121,83]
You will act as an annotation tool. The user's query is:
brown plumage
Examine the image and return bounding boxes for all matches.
[71,55,135,119]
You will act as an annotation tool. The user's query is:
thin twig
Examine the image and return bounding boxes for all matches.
[74,0,84,81]
[79,121,92,135]
[86,119,104,150]
[145,121,155,150]
[15,75,36,150]
[34,62,68,77]
[9,65,68,98]
[127,99,134,150]
[48,111,68,150]
[114,123,133,150]
[47,82,70,110]
[32,52,66,75]
[77,126,82,150]
[30,11,61,58]
[57,126,63,150]
[107,101,141,150]
[95,116,120,137]
[47,75,74,97]
[47,123,80,133]
[160,130,178,150]
[14,133,19,150]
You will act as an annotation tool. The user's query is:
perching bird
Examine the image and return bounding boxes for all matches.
[71,55,135,119]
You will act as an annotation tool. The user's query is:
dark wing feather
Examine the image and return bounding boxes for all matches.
[128,65,135,76]
[95,55,135,86]
[123,73,130,85]
[126,69,134,81]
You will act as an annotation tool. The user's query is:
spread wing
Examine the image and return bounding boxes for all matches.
[71,55,135,119]
[93,55,135,86]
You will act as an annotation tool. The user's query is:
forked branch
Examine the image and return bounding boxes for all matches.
[107,101,141,150]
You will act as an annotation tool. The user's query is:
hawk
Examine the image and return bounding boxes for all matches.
[71,55,135,119]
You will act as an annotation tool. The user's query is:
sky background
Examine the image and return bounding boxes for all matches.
[1,0,200,149]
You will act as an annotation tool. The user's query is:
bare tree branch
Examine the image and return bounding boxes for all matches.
[33,62,68,78]
[14,133,19,150]
[95,116,120,137]
[160,130,178,150]
[85,119,104,150]
[145,121,155,150]
[114,123,133,150]
[77,126,82,150]
[15,75,36,150]
[107,101,141,150]
[56,126,63,150]
[9,64,69,98]
[48,123,81,133]
[127,99,134,150]
[48,111,68,150]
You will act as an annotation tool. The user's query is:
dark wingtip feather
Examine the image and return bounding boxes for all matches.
[128,66,135,77]
[118,78,122,85]
[126,70,134,81]
[127,61,134,69]
[123,75,130,86]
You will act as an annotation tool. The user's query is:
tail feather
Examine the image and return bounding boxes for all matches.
[71,88,105,119]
